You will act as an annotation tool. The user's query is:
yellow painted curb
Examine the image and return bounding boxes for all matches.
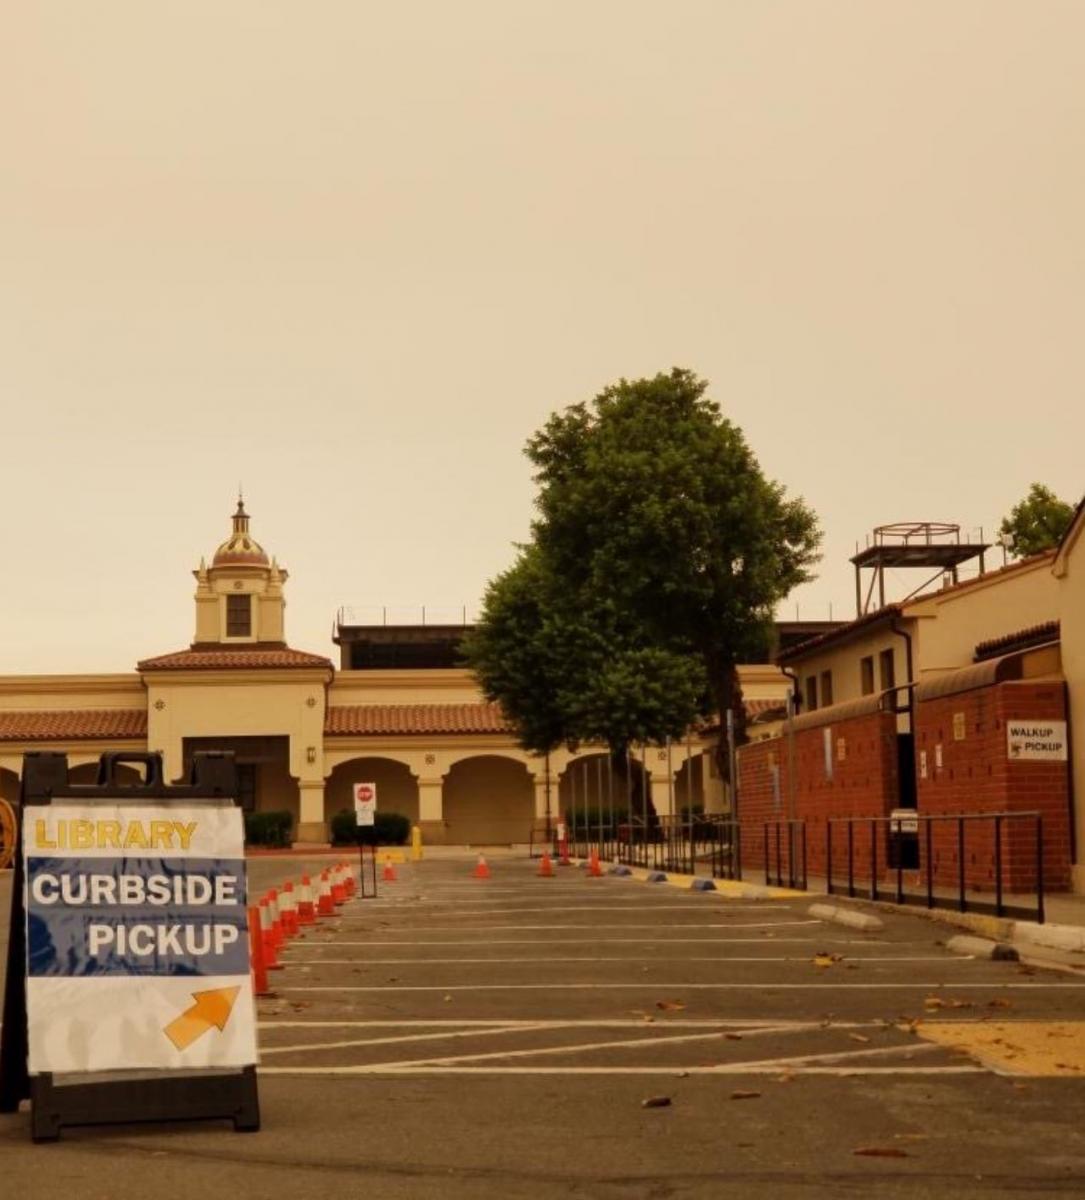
[615,863,802,900]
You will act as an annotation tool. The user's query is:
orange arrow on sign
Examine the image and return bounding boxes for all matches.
[163,986,241,1051]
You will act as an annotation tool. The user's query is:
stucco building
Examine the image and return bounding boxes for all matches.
[739,506,1085,893]
[0,502,790,845]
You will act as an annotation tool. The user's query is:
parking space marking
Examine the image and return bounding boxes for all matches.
[257,1018,882,1029]
[355,1037,942,1072]
[342,905,780,916]
[284,937,883,946]
[278,955,963,965]
[325,921,823,932]
[279,981,1085,993]
[260,1022,562,1056]
[260,1063,983,1076]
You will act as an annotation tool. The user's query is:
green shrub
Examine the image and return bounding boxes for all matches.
[244,810,293,848]
[330,809,411,847]
[562,808,630,836]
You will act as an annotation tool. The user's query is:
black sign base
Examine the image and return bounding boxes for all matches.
[29,1066,260,1142]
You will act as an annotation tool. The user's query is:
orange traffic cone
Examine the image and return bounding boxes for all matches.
[473,853,491,880]
[249,904,271,996]
[316,870,335,917]
[538,853,554,878]
[259,899,281,970]
[297,875,316,925]
[588,849,603,878]
[382,856,398,882]
[280,881,299,935]
[267,889,284,948]
[331,865,346,906]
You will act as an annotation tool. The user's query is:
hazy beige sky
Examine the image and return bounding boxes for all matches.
[2,2,1082,672]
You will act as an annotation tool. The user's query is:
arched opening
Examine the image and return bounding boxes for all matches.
[560,753,650,822]
[325,757,419,827]
[443,755,533,845]
[674,750,712,814]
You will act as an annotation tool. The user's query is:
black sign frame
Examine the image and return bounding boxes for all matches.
[0,751,260,1141]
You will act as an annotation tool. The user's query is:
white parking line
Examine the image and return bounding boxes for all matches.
[279,981,1084,993]
[324,922,822,932]
[260,1022,560,1056]
[359,1037,941,1072]
[278,955,962,965]
[257,1019,879,1029]
[342,905,779,916]
[283,937,881,947]
[260,1064,981,1077]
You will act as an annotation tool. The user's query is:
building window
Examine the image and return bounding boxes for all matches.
[226,593,252,637]
[237,763,257,812]
[879,648,896,692]
[805,675,818,712]
[860,657,875,695]
[820,671,833,707]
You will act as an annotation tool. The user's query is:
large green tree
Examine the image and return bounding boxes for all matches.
[524,368,820,781]
[999,483,1075,558]
[464,545,705,759]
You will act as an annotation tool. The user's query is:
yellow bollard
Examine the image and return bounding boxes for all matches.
[411,824,423,862]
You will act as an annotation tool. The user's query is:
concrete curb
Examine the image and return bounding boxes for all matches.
[1013,921,1085,954]
[808,902,884,932]
[809,894,1084,968]
[945,933,1019,961]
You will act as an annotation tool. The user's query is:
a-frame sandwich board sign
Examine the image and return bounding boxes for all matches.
[0,751,260,1141]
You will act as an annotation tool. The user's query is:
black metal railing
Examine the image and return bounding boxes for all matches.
[826,811,1044,923]
[763,820,807,890]
[606,812,741,879]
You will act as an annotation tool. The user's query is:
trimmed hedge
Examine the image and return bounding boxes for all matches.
[244,810,293,848]
[562,808,630,836]
[330,808,411,847]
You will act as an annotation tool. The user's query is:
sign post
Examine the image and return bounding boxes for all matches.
[0,751,260,1141]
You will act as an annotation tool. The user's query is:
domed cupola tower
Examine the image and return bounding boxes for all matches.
[192,497,288,646]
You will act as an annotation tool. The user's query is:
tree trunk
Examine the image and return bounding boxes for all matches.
[707,658,745,789]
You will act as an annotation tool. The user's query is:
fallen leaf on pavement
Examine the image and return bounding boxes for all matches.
[642,1096,672,1108]
[853,1147,909,1158]
[848,1033,871,1043]
[725,1032,744,1041]
[730,1090,761,1100]
[656,999,685,1011]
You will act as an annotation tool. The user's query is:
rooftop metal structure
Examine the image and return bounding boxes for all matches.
[850,522,991,615]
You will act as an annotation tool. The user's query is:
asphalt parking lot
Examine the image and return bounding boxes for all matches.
[3,855,1085,1198]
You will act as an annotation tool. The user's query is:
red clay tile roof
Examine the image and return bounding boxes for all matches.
[974,620,1060,662]
[326,702,511,736]
[777,605,903,663]
[0,709,148,742]
[138,647,333,671]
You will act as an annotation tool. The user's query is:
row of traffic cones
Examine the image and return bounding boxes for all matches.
[537,848,603,878]
[249,861,357,996]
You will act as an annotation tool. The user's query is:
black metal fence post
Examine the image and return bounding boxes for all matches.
[994,814,1003,917]
[1036,815,1045,925]
[826,821,834,896]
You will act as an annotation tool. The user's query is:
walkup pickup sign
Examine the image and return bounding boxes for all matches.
[25,804,256,1072]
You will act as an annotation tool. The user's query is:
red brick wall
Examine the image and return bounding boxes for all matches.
[916,680,1070,892]
[737,709,900,883]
